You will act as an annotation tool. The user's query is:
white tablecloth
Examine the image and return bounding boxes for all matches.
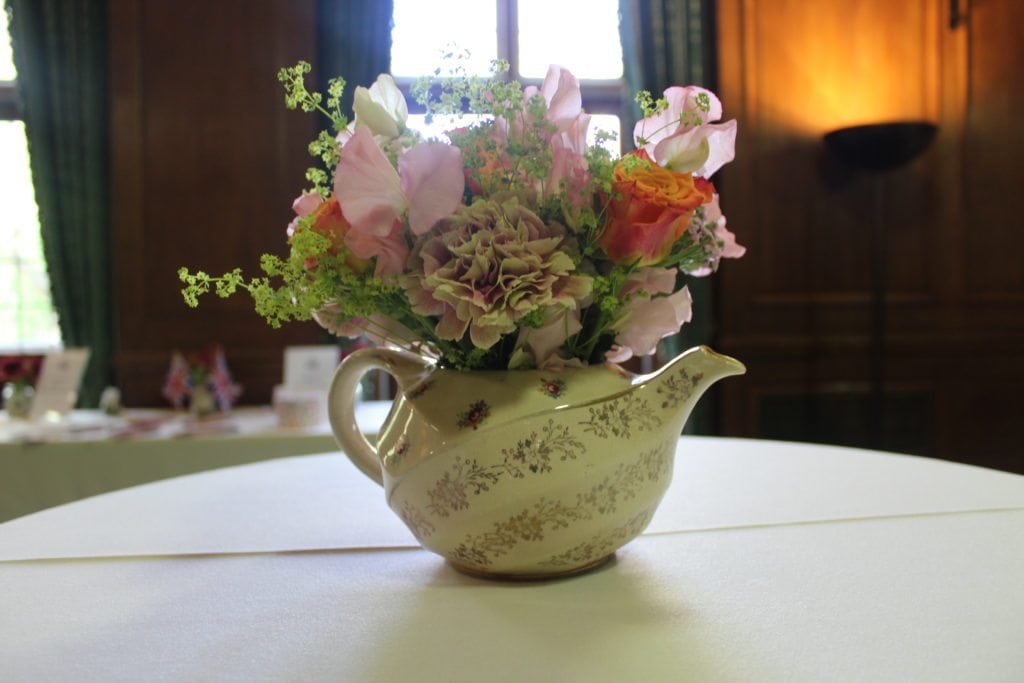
[0,403,392,522]
[2,438,1023,682]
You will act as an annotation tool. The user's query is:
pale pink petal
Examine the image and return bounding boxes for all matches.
[335,126,404,236]
[342,218,408,277]
[693,120,737,178]
[353,86,400,138]
[336,124,354,146]
[292,192,324,217]
[653,127,710,173]
[398,142,465,235]
[614,286,693,358]
[516,308,581,368]
[361,313,415,346]
[353,73,409,139]
[634,85,723,153]
[563,112,590,155]
[605,345,633,364]
[621,267,678,298]
[540,65,582,130]
[704,193,723,223]
[719,223,746,260]
[312,305,359,338]
[367,74,408,126]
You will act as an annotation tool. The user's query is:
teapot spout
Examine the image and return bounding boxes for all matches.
[639,346,746,431]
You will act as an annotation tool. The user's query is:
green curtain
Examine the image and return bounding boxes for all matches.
[619,0,717,433]
[316,0,394,119]
[5,0,111,407]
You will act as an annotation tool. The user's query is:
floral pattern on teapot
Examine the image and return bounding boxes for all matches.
[328,345,746,578]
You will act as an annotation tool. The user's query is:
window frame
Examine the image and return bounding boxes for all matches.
[0,81,18,120]
[392,0,628,152]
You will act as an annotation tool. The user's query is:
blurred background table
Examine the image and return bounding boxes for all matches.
[0,402,391,522]
[2,437,1022,681]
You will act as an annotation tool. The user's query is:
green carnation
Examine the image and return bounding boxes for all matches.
[405,197,592,349]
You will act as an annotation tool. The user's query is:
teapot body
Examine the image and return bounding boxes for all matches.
[329,346,744,578]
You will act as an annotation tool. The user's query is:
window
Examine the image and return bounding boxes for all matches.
[390,0,625,155]
[0,10,60,350]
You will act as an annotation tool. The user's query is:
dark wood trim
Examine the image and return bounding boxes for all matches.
[0,84,20,119]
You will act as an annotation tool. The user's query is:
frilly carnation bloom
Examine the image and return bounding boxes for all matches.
[405,197,592,349]
[599,150,714,266]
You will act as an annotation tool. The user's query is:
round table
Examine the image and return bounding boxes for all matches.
[2,437,1022,681]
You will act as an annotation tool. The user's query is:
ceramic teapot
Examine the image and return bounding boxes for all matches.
[328,345,745,579]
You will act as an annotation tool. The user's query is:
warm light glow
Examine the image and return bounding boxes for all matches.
[739,1,940,136]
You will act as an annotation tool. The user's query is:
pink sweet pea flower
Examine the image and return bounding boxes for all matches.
[398,141,466,235]
[343,217,408,277]
[546,111,591,204]
[687,194,746,277]
[313,307,414,347]
[333,127,464,274]
[351,74,408,139]
[634,86,737,178]
[515,307,583,369]
[621,266,677,298]
[334,126,405,236]
[519,66,593,203]
[286,191,324,237]
[533,65,583,133]
[607,277,692,363]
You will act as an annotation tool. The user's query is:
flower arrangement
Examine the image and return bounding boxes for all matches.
[180,61,744,371]
[0,354,43,389]
[161,344,242,412]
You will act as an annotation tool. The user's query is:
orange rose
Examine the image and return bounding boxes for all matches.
[303,196,370,272]
[599,150,714,265]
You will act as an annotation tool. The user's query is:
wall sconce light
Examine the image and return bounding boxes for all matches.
[823,122,937,174]
[823,121,937,449]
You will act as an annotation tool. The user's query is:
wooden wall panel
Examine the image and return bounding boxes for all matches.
[110,0,324,405]
[963,0,1024,299]
[715,0,1024,471]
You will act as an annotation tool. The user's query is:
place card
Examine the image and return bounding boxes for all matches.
[283,345,340,391]
[28,348,91,420]
[275,346,341,428]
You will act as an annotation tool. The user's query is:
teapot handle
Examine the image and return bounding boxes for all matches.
[327,347,433,486]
